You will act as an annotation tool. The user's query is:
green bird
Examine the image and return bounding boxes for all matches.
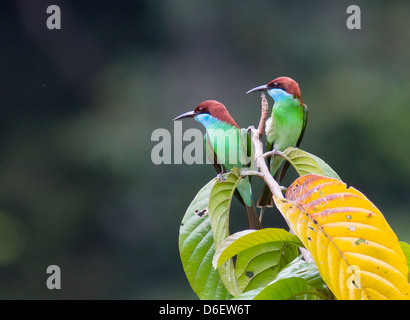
[174,100,261,229]
[247,77,308,207]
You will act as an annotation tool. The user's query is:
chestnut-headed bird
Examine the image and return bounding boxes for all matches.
[247,77,308,207]
[174,100,261,229]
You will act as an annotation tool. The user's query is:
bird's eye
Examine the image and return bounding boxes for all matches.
[273,82,278,87]
[198,107,202,112]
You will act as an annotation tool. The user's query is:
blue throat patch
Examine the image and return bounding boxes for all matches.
[268,88,293,102]
[194,113,230,130]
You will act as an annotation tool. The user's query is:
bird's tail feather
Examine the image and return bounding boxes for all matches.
[245,202,262,230]
[233,188,261,229]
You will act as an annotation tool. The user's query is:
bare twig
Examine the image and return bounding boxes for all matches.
[258,93,269,138]
[240,169,265,179]
[262,150,282,158]
[248,129,283,200]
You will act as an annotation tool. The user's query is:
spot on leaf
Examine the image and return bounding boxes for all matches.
[194,208,208,218]
[246,271,254,279]
[351,279,360,290]
[355,238,365,245]
[292,183,299,192]
[348,225,356,232]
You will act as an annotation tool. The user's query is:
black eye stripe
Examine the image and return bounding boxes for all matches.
[272,82,286,91]
[197,107,210,114]
[269,83,285,91]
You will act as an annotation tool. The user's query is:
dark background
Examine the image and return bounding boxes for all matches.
[0,0,409,299]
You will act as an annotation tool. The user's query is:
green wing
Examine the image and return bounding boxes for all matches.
[277,104,308,182]
[238,128,254,170]
[296,104,308,148]
[204,133,223,174]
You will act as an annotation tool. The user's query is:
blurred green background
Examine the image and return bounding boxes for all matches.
[0,0,409,299]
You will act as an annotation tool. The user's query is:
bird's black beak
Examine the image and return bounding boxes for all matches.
[246,84,270,94]
[173,110,197,121]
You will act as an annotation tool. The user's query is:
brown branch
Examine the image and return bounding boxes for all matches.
[258,93,269,138]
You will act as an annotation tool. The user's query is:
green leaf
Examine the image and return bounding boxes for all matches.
[213,228,302,294]
[272,256,326,290]
[179,177,232,300]
[236,241,290,292]
[399,241,410,279]
[235,277,310,300]
[208,171,243,296]
[239,128,257,171]
[283,147,340,179]
[254,277,311,300]
[235,256,329,300]
[213,228,303,269]
[232,288,263,300]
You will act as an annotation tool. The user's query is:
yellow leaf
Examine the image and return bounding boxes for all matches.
[274,174,410,300]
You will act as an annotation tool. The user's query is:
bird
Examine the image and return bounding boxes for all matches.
[247,77,308,207]
[173,100,262,230]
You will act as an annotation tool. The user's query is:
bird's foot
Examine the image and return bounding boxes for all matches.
[217,173,227,182]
